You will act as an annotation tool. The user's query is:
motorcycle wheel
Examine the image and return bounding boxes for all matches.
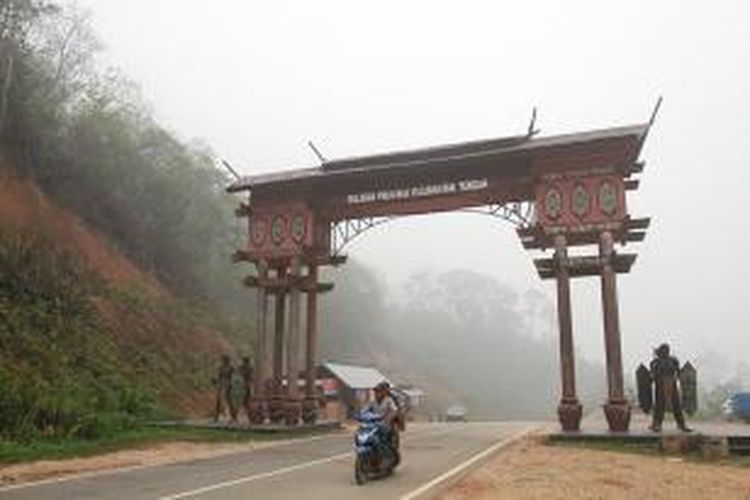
[354,455,367,485]
[392,449,401,469]
[391,433,401,469]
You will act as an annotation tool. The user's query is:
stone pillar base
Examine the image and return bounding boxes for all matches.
[302,397,318,424]
[604,400,631,432]
[557,399,583,432]
[247,398,266,425]
[284,398,302,426]
[269,396,285,424]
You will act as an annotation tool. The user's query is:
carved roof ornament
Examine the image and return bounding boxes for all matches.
[544,186,563,220]
[572,184,591,219]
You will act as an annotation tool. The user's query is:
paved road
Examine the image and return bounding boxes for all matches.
[0,422,540,500]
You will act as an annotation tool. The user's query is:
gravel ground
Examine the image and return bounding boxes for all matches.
[442,435,750,500]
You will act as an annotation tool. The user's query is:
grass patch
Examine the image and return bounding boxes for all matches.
[546,437,660,457]
[0,425,328,465]
[546,436,750,468]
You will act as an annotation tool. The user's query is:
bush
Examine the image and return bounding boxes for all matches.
[73,412,138,440]
[0,233,156,440]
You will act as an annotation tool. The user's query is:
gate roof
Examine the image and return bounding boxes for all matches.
[227,123,648,194]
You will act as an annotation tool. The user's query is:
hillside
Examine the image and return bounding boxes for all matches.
[0,165,240,439]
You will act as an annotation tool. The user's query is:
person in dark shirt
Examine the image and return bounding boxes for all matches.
[239,356,254,416]
[213,355,237,422]
[649,343,691,432]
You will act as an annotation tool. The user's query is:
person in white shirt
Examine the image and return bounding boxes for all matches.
[362,381,402,454]
[364,382,398,423]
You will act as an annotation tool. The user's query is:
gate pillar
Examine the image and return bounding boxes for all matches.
[284,257,303,425]
[302,264,320,424]
[599,230,631,432]
[553,235,583,431]
[248,259,269,424]
[269,266,287,424]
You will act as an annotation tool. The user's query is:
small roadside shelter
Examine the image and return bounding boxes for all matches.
[318,362,390,420]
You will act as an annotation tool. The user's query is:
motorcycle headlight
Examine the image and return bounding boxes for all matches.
[355,429,375,446]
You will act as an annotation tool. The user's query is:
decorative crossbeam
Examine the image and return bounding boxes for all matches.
[517,218,651,250]
[534,253,637,280]
[232,250,347,268]
[243,275,334,293]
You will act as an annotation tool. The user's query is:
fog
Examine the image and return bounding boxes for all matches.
[78,0,750,377]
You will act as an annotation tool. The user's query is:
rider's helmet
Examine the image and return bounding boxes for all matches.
[375,381,390,391]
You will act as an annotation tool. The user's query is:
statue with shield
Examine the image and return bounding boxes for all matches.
[635,343,695,432]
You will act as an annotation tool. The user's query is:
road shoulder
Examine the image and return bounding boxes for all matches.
[441,434,750,500]
[0,431,342,489]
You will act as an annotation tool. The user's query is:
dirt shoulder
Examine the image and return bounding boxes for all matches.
[442,435,750,500]
[0,438,281,487]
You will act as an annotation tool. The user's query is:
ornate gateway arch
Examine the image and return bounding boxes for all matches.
[228,115,654,432]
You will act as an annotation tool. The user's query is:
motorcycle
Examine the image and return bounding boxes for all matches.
[353,410,400,485]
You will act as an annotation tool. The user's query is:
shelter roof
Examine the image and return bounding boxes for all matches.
[322,362,389,390]
[227,123,648,193]
[400,388,427,398]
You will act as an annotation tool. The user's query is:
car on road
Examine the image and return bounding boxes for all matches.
[723,392,750,422]
[445,405,468,422]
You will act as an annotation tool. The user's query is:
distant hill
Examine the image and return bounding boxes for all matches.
[318,263,606,419]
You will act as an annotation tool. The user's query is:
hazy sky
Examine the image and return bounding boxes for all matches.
[78,0,750,372]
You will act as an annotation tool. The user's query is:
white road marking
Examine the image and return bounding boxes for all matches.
[155,425,460,499]
[0,432,344,493]
[0,424,449,494]
[157,452,352,500]
[0,423,537,498]
[399,427,536,500]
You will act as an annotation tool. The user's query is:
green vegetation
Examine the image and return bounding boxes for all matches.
[0,0,608,458]
[0,231,156,441]
[0,228,252,440]
[0,0,246,309]
[547,437,659,456]
[0,0,253,452]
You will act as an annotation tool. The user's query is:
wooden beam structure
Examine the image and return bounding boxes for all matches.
[243,275,334,294]
[533,253,637,280]
[228,116,655,432]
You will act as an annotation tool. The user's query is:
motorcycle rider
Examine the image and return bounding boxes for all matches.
[363,381,400,452]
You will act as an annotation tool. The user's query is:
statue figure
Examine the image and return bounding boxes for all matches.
[637,343,693,432]
[213,354,237,422]
[239,356,254,417]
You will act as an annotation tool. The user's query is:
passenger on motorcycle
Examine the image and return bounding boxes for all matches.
[362,381,400,451]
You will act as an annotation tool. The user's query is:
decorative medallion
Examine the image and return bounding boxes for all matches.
[598,180,618,216]
[543,186,563,220]
[271,214,286,246]
[571,184,591,219]
[250,215,267,247]
[291,214,307,244]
